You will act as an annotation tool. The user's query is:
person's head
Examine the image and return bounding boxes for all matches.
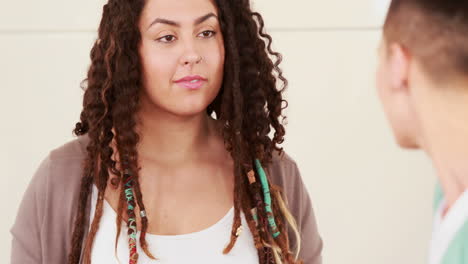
[69,0,301,263]
[376,0,468,150]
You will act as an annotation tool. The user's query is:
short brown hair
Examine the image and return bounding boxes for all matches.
[383,0,468,81]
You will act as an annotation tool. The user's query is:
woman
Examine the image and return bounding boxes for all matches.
[10,0,322,263]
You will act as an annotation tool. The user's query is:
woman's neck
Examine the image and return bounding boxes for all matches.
[136,108,221,166]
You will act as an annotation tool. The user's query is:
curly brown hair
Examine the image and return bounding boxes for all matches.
[68,0,302,263]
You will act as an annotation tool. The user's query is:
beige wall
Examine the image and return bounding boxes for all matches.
[1,1,436,263]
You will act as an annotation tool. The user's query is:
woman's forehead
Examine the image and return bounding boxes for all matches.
[140,0,219,28]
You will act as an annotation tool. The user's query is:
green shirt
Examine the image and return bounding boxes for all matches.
[431,184,468,264]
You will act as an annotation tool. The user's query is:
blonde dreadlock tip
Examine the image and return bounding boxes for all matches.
[235,226,244,237]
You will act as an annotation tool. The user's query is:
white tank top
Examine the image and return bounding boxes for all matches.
[89,185,259,263]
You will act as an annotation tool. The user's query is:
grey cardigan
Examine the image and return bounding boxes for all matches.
[10,135,323,263]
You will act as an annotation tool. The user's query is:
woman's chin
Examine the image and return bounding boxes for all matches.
[167,104,211,118]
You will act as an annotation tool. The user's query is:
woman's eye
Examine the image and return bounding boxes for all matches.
[198,30,216,38]
[157,35,176,43]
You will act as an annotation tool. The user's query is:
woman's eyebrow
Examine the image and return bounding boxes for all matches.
[147,12,218,30]
[194,13,218,25]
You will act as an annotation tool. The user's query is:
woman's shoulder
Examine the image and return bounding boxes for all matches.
[44,135,88,182]
[266,150,310,210]
[270,149,297,165]
[266,149,303,188]
[31,136,89,206]
[48,135,89,162]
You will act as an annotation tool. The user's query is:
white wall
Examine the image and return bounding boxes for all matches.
[0,1,436,263]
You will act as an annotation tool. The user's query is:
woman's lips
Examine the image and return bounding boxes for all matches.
[174,75,207,90]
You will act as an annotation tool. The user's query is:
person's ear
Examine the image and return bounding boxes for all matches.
[387,43,411,92]
[378,42,420,149]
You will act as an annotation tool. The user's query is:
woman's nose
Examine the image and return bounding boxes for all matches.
[180,42,202,66]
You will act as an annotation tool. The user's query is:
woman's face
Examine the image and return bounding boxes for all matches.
[138,0,225,117]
